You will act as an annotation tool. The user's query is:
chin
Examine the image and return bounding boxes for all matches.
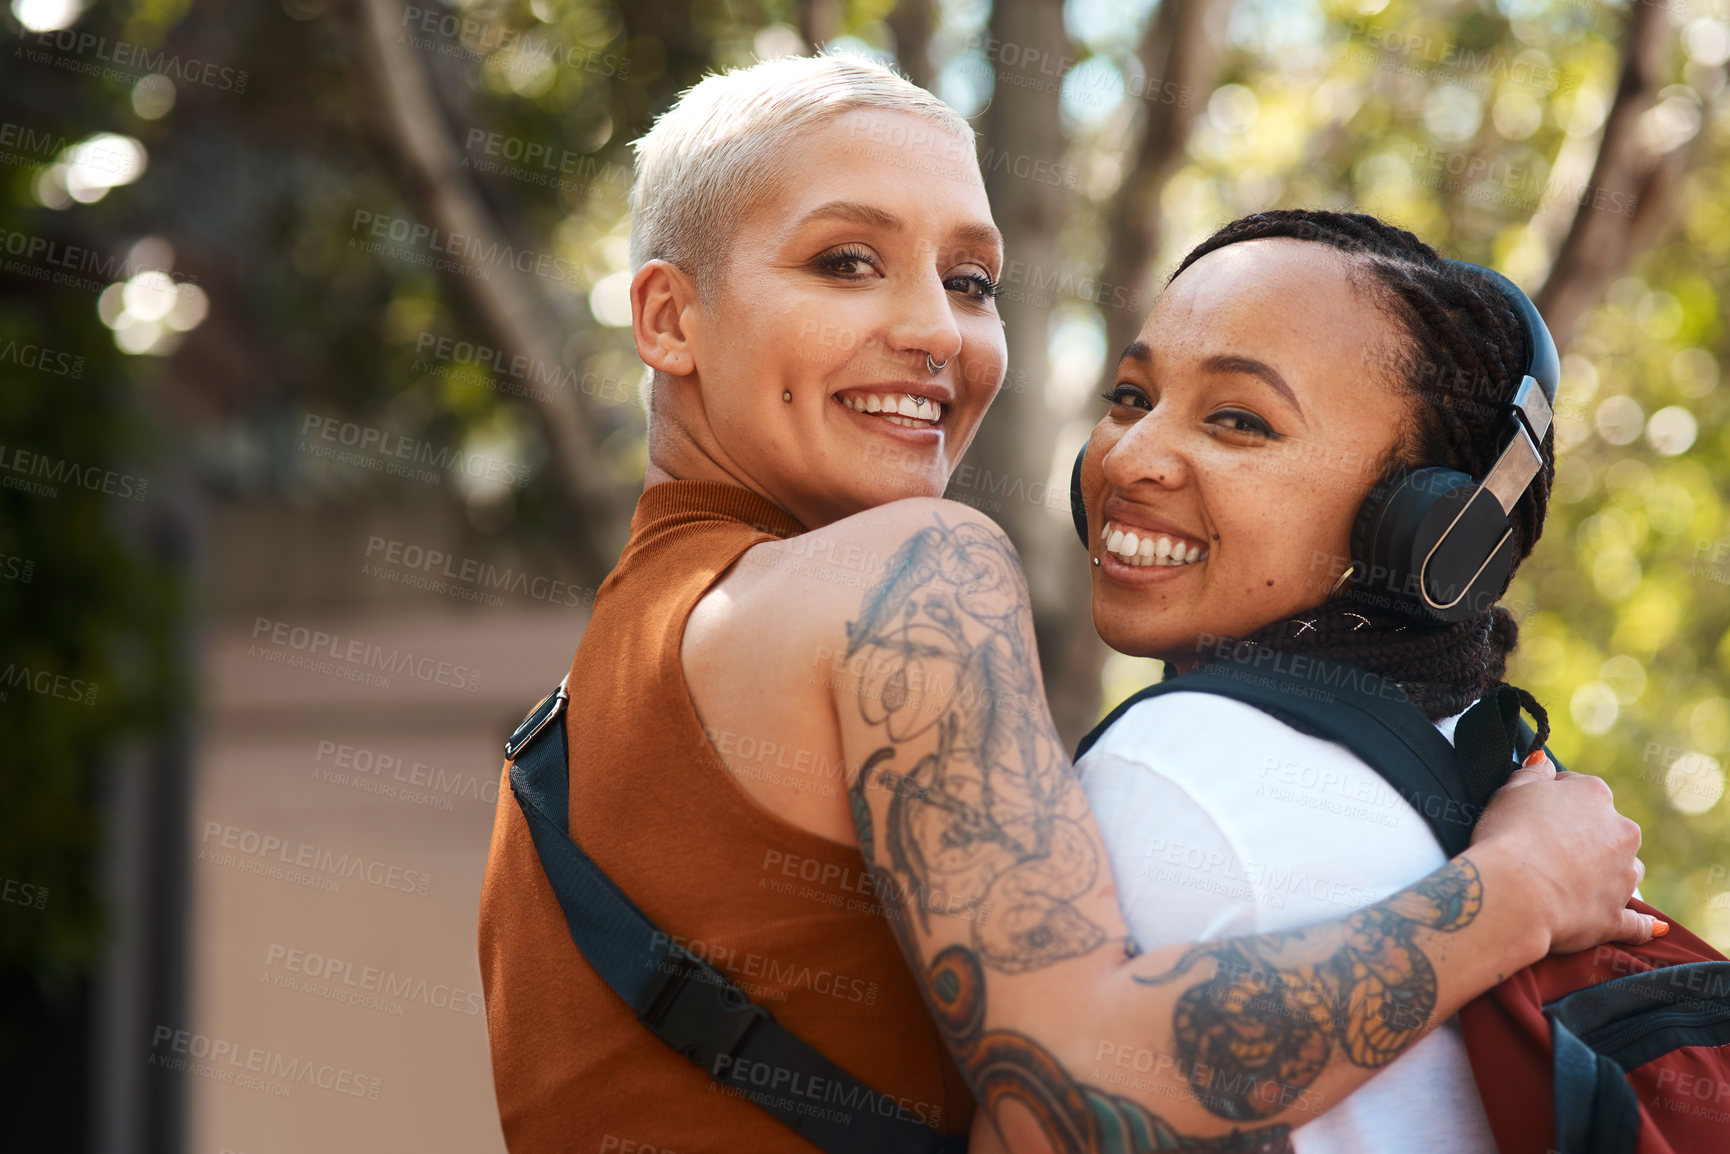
[1093,602,1204,664]
[1092,620,1161,661]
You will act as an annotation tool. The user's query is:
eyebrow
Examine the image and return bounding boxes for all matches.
[797,201,1004,261]
[1202,353,1303,418]
[799,200,903,231]
[949,221,1005,255]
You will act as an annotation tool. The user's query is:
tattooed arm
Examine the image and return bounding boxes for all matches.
[817,499,1648,1153]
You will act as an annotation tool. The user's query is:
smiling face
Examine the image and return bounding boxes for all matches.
[636,107,1007,529]
[1082,238,1418,666]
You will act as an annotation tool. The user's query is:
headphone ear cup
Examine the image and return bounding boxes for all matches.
[1349,469,1410,584]
[1070,442,1090,550]
[1353,466,1504,623]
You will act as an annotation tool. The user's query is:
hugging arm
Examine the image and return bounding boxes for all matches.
[826,504,1646,1153]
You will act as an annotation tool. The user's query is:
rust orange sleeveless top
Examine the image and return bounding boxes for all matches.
[478,480,974,1152]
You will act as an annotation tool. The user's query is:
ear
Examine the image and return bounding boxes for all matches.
[631,259,701,379]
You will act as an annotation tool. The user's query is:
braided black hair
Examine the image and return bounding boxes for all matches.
[1170,209,1553,743]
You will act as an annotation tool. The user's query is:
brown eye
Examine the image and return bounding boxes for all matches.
[816,246,879,278]
[1209,408,1278,438]
[1102,385,1152,412]
[944,271,999,300]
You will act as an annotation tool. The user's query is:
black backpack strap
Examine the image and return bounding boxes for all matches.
[504,685,964,1154]
[1544,961,1730,1154]
[1076,657,1515,856]
[1451,684,1527,808]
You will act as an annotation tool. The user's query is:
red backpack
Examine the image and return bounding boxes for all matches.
[1080,659,1730,1154]
[1460,905,1730,1154]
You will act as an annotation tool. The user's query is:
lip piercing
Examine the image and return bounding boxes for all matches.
[926,353,948,375]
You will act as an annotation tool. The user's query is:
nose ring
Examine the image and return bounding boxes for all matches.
[925,352,948,376]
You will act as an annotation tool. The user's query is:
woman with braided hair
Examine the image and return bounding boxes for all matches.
[1065,209,1581,1153]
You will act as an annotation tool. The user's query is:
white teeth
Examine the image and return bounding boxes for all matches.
[1098,521,1208,568]
[841,392,941,426]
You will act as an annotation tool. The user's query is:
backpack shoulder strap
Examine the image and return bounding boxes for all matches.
[504,685,964,1154]
[1076,657,1488,856]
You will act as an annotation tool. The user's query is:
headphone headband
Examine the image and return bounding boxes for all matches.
[1443,259,1559,406]
[1436,260,1555,523]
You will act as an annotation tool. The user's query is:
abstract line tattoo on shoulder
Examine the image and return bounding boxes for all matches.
[843,515,1107,974]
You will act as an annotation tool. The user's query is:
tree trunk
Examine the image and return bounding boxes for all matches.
[1533,2,1704,350]
[964,0,1100,744]
[1097,0,1228,373]
[887,0,935,91]
[350,0,633,582]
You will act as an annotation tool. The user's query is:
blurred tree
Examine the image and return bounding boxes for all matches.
[966,0,1087,737]
[8,20,1730,1151]
[1535,0,1704,345]
[352,0,635,575]
[0,4,186,1142]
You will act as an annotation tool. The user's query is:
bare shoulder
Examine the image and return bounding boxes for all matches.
[807,496,1018,560]
[679,499,1017,842]
[709,497,1021,640]
[684,496,1027,704]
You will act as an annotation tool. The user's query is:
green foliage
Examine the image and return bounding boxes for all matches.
[1507,133,1730,943]
[0,174,179,997]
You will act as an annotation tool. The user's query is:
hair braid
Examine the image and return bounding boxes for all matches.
[1170,210,1552,730]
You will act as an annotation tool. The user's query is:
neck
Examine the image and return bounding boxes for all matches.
[643,409,818,528]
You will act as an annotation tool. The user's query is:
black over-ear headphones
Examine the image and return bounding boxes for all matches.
[1069,258,1558,626]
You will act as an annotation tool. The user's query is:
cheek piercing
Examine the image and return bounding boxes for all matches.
[782,391,792,403]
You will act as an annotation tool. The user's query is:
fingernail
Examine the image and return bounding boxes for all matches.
[1523,749,1548,767]
[1652,920,1670,938]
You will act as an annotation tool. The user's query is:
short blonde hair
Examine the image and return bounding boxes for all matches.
[629,53,973,294]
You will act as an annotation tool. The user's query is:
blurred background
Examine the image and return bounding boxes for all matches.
[2,0,1728,1149]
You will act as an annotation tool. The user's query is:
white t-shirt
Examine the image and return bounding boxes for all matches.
[1078,691,1496,1154]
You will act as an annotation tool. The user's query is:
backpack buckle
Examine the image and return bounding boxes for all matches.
[504,684,568,760]
[638,945,771,1071]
